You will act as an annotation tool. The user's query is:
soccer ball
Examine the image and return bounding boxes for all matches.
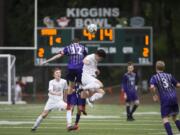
[87,24,97,34]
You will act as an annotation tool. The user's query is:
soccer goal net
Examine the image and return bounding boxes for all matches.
[0,54,16,104]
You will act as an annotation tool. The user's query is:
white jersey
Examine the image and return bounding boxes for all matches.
[48,78,68,101]
[82,54,98,77]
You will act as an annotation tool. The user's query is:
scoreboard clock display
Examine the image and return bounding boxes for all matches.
[74,28,114,43]
[35,27,153,66]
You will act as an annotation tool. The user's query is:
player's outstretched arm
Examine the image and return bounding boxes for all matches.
[42,53,63,65]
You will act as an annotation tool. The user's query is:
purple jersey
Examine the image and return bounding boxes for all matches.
[150,72,178,105]
[122,72,137,94]
[61,43,87,69]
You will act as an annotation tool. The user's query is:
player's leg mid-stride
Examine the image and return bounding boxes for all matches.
[82,79,105,103]
[67,92,87,131]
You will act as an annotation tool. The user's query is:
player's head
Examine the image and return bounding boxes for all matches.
[127,62,134,73]
[71,38,80,43]
[156,60,165,72]
[95,49,106,61]
[53,68,61,80]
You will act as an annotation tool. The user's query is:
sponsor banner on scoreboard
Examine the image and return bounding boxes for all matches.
[43,8,120,28]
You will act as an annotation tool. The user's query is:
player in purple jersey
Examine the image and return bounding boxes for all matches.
[67,85,86,131]
[150,61,180,135]
[122,62,139,121]
[42,38,88,130]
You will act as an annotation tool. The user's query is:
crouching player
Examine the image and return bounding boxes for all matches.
[31,68,68,131]
[122,62,139,121]
[150,61,180,135]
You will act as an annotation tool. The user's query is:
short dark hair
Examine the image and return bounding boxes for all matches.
[156,60,165,71]
[53,68,61,73]
[127,61,134,66]
[95,49,106,58]
[71,38,80,43]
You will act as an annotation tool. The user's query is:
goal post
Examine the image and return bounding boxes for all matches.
[0,54,16,104]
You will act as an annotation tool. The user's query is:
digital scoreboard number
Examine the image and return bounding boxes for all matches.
[35,27,153,66]
[73,28,114,43]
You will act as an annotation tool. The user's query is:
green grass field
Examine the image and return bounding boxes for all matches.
[0,104,179,135]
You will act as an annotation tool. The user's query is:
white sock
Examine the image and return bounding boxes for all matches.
[90,93,104,102]
[66,110,72,127]
[86,98,94,108]
[32,115,43,129]
[83,83,100,90]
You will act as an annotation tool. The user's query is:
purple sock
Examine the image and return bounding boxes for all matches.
[126,105,130,117]
[164,122,173,135]
[131,105,138,115]
[175,120,180,131]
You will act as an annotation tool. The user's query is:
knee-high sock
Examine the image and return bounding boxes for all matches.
[131,105,138,115]
[126,105,130,117]
[32,115,43,129]
[75,113,81,125]
[66,110,72,127]
[164,122,173,135]
[89,93,104,102]
[175,120,180,131]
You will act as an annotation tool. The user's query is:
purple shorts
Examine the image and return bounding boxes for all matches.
[66,68,82,83]
[126,92,138,102]
[68,92,86,106]
[161,102,179,118]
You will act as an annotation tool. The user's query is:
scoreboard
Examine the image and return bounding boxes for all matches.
[35,27,153,66]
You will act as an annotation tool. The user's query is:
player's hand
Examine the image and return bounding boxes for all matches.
[135,85,138,91]
[40,61,47,65]
[56,93,61,96]
[153,95,159,102]
[54,92,61,96]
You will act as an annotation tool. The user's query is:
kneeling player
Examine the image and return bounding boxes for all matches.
[81,49,106,103]
[122,62,139,121]
[31,68,68,131]
[150,61,180,135]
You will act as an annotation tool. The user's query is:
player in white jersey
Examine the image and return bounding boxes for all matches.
[81,49,106,103]
[31,68,68,131]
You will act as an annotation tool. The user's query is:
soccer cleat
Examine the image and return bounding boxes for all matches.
[81,110,87,115]
[67,125,79,131]
[127,115,135,121]
[127,116,131,121]
[67,126,73,132]
[130,116,135,121]
[31,128,37,132]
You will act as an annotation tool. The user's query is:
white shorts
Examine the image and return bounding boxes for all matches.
[82,73,100,92]
[44,98,67,111]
